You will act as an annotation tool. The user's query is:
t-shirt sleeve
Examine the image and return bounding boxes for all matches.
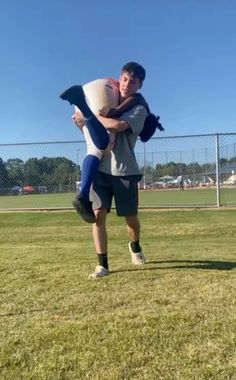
[120,105,147,135]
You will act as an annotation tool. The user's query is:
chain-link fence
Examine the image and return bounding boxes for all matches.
[0,133,235,209]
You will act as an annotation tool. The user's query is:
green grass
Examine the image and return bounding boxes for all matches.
[0,210,236,379]
[1,187,236,209]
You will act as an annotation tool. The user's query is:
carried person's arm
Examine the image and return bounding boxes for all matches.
[73,110,130,133]
[99,93,148,118]
[97,104,148,134]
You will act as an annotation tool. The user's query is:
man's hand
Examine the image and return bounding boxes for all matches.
[72,110,85,131]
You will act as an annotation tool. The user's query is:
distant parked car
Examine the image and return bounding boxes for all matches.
[223,179,236,185]
[21,185,36,194]
[37,186,48,193]
[167,178,179,188]
[200,181,211,187]
[10,185,22,195]
[154,181,167,189]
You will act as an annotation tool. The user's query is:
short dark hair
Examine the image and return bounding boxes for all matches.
[121,62,146,82]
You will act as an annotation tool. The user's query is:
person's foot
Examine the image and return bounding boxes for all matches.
[60,84,85,106]
[89,265,110,279]
[128,241,146,265]
[72,196,95,223]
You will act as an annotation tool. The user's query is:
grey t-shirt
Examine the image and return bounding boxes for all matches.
[99,105,147,176]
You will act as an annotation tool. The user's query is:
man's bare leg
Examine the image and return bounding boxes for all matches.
[126,215,146,265]
[93,208,108,253]
[89,208,109,278]
[126,215,140,242]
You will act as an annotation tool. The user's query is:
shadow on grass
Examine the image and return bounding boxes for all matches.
[0,308,49,318]
[150,259,236,270]
[113,260,236,273]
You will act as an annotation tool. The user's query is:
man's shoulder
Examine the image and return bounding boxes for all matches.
[118,104,147,135]
[122,104,147,118]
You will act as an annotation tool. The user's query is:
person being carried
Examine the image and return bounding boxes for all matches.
[60,71,164,223]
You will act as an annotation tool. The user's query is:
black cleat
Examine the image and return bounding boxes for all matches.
[60,84,94,119]
[73,196,95,223]
[60,85,86,107]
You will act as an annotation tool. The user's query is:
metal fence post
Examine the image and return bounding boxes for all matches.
[143,142,147,189]
[215,134,220,207]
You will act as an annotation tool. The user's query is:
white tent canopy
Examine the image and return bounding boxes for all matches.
[223,174,236,184]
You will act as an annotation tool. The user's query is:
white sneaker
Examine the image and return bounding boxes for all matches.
[89,265,109,279]
[128,242,146,265]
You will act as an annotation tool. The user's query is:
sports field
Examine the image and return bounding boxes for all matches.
[0,187,236,209]
[1,210,236,379]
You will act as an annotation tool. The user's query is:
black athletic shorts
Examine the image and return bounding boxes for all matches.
[90,171,142,216]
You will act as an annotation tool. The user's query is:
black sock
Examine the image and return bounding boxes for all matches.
[98,254,108,270]
[130,240,142,253]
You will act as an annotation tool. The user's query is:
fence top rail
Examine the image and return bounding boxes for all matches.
[1,132,235,147]
[150,132,236,141]
[0,140,85,147]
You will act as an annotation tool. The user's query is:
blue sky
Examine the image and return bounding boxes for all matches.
[0,0,236,144]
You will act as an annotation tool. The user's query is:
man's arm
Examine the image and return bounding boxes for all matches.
[73,110,130,133]
[97,115,130,132]
[72,110,85,131]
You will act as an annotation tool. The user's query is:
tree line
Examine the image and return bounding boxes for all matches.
[0,156,235,194]
[140,157,236,181]
[0,157,81,194]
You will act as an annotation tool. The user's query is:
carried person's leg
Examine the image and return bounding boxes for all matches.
[79,125,111,200]
[60,81,117,223]
[73,126,106,224]
[60,85,110,149]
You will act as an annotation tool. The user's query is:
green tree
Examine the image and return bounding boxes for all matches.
[0,158,10,192]
[6,158,24,186]
[24,158,41,185]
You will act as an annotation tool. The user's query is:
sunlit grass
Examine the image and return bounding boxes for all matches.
[0,187,236,209]
[0,210,236,379]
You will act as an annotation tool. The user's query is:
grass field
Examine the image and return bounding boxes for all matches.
[1,210,236,379]
[0,187,236,209]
